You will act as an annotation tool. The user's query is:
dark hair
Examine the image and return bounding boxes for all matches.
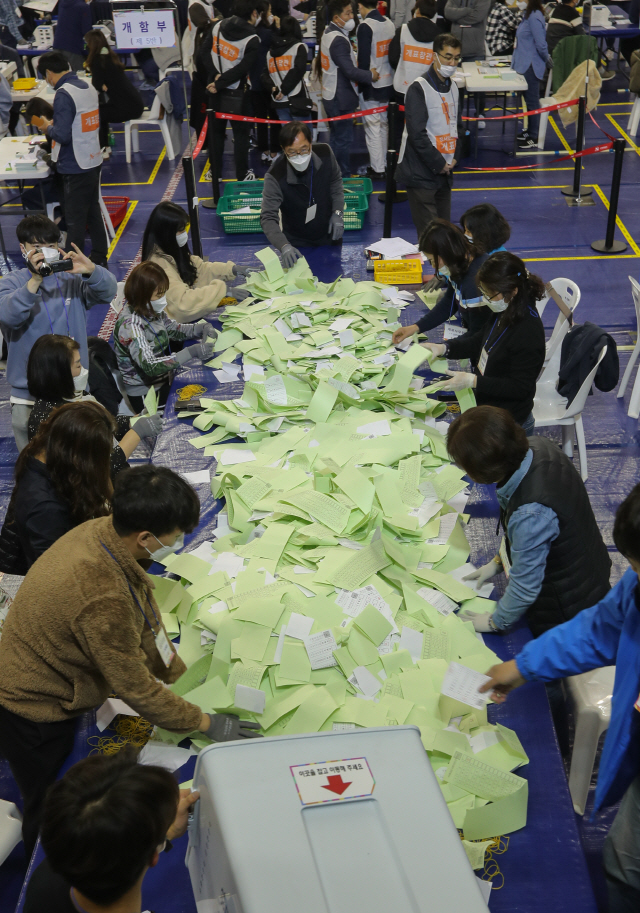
[141,202,197,288]
[232,0,258,20]
[477,251,545,326]
[41,750,179,906]
[124,262,170,319]
[613,485,640,562]
[190,0,212,27]
[256,0,272,26]
[24,97,54,122]
[16,402,114,524]
[328,0,351,21]
[278,14,303,41]
[460,204,511,255]
[112,465,200,537]
[359,0,377,9]
[433,32,462,53]
[280,120,312,148]
[84,29,124,69]
[37,51,71,75]
[27,334,80,401]
[88,336,118,372]
[447,406,529,484]
[414,0,437,16]
[16,215,60,246]
[419,218,476,283]
[525,0,544,17]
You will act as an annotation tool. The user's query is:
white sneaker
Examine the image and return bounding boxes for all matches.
[477,118,486,130]
[203,169,212,181]
[243,169,256,181]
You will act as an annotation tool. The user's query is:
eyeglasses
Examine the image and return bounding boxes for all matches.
[479,288,502,301]
[286,147,311,157]
[439,53,462,63]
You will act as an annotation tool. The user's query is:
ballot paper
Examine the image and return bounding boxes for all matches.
[350,665,382,697]
[286,612,314,640]
[365,237,419,258]
[218,449,257,466]
[417,586,458,616]
[304,630,338,669]
[449,564,495,598]
[441,662,492,710]
[235,684,266,714]
[182,470,211,485]
[138,743,194,773]
[96,698,139,732]
[243,364,264,381]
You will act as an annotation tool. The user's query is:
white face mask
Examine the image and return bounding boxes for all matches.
[73,365,89,392]
[176,231,189,248]
[41,246,60,261]
[151,294,168,313]
[288,152,312,171]
[464,234,473,243]
[516,1,527,9]
[437,265,450,277]
[487,297,509,313]
[338,16,355,31]
[436,55,458,78]
[267,13,274,23]
[146,532,185,562]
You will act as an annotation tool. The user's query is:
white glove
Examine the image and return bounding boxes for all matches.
[441,370,476,391]
[457,610,500,633]
[421,342,446,358]
[463,560,501,591]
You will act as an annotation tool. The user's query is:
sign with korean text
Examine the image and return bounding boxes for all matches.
[113,10,176,50]
[291,757,375,806]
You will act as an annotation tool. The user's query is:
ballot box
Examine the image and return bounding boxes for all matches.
[186,725,488,913]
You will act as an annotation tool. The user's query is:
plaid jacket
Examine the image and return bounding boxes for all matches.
[485,3,522,56]
[114,305,199,394]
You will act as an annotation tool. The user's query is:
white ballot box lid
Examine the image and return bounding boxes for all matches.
[187,726,488,913]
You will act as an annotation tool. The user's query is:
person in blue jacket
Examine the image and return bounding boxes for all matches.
[511,0,551,149]
[52,0,92,71]
[481,484,640,913]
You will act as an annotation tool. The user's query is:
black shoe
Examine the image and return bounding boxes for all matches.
[365,167,386,179]
[517,135,537,149]
[516,130,527,141]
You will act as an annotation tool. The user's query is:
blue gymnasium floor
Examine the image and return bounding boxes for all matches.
[0,62,639,911]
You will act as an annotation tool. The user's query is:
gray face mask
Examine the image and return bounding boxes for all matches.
[145,533,185,562]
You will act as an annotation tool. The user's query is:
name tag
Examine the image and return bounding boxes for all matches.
[499,536,511,578]
[478,348,488,375]
[155,628,175,667]
[443,322,466,340]
[305,203,317,224]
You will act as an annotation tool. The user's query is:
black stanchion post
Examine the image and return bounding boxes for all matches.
[562,95,593,204]
[591,138,627,253]
[183,155,203,258]
[379,98,408,206]
[201,94,220,209]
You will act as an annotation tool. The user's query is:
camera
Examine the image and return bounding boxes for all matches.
[37,258,74,277]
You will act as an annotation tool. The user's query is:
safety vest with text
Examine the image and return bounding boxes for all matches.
[392,23,434,94]
[211,20,254,90]
[398,74,458,164]
[320,29,355,101]
[362,15,395,88]
[267,42,306,100]
[50,81,102,170]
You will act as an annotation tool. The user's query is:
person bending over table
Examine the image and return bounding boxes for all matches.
[260,121,345,268]
[460,202,510,255]
[419,251,545,429]
[24,750,201,913]
[392,218,492,346]
[446,405,611,635]
[0,465,261,860]
[480,485,640,913]
[143,201,252,322]
[0,215,117,452]
[114,261,217,414]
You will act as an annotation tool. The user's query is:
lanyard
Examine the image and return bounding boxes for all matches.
[484,317,509,357]
[41,276,72,338]
[307,157,314,208]
[426,71,457,129]
[100,542,160,633]
[146,316,172,356]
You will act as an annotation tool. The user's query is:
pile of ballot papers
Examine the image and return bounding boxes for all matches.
[147,251,528,842]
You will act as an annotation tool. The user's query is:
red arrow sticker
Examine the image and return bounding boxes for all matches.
[291,758,375,806]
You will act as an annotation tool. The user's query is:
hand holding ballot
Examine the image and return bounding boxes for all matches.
[440,370,477,392]
[392,323,419,345]
[479,660,527,704]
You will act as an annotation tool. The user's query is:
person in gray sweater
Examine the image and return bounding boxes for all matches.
[0,215,117,451]
[443,0,491,59]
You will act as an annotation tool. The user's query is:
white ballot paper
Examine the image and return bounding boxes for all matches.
[441,662,492,711]
[304,630,338,669]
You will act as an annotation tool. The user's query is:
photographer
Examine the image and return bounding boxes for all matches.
[0,215,117,451]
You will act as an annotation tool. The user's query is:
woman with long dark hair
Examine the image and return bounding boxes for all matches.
[393,218,492,346]
[142,202,250,322]
[421,251,546,432]
[84,29,144,152]
[511,0,550,149]
[460,203,510,255]
[0,402,114,571]
[26,334,161,477]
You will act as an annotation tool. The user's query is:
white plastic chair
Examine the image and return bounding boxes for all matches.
[628,95,640,136]
[0,799,22,867]
[565,666,615,815]
[124,94,175,163]
[110,280,126,315]
[616,276,640,418]
[33,25,54,48]
[536,278,581,363]
[533,343,607,481]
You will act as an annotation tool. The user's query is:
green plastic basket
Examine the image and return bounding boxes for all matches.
[343,177,373,196]
[221,179,265,197]
[216,194,264,233]
[344,191,368,231]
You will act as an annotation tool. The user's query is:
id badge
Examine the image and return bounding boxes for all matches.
[305,204,317,224]
[155,628,175,667]
[499,536,511,578]
[443,322,466,341]
[478,348,488,375]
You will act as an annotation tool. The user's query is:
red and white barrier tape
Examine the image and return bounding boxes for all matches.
[214,105,388,125]
[463,138,613,171]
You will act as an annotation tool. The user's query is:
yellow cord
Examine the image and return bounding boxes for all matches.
[459,832,509,889]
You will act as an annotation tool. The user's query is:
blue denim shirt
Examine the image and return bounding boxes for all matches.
[493,448,560,630]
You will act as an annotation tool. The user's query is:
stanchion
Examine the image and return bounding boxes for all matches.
[379,99,407,207]
[591,138,627,253]
[183,155,203,258]
[200,93,220,210]
[562,96,594,205]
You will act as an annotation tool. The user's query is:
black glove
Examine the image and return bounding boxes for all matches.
[174,342,215,365]
[204,713,262,742]
[281,244,302,269]
[328,212,344,241]
[134,413,163,439]
[232,263,253,277]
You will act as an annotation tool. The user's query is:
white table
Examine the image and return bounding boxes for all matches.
[0,135,51,260]
[461,59,528,156]
[10,77,51,103]
[1,61,17,82]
